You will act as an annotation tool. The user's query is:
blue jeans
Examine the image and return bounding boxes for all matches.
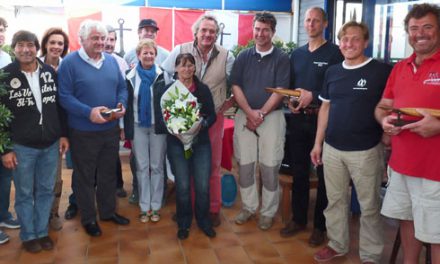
[0,164,13,222]
[12,142,59,241]
[167,136,212,230]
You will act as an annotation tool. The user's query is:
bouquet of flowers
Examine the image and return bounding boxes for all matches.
[160,80,202,158]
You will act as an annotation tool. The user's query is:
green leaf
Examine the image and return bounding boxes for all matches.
[0,69,13,152]
[184,149,193,159]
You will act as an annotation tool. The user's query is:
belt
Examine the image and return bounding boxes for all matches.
[302,107,320,115]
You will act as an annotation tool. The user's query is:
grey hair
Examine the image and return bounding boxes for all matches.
[78,19,108,41]
[106,25,116,34]
[106,25,117,40]
[191,14,220,40]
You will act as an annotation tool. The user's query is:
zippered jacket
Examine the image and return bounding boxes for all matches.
[0,59,67,154]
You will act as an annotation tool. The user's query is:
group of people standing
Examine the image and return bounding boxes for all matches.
[278,4,439,264]
[0,10,236,252]
[0,3,439,264]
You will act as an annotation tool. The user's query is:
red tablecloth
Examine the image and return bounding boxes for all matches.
[221,118,234,171]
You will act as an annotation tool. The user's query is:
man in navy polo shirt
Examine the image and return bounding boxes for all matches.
[280,7,343,247]
[231,12,290,231]
[310,21,391,263]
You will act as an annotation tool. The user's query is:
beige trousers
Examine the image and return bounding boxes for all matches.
[322,142,384,263]
[233,109,285,217]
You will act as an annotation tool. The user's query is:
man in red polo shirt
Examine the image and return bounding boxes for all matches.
[375,3,440,263]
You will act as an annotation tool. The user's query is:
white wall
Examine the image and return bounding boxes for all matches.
[0,5,68,49]
[297,0,325,46]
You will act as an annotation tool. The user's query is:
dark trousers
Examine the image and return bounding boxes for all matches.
[69,157,122,205]
[70,127,119,225]
[287,114,327,231]
[116,157,124,189]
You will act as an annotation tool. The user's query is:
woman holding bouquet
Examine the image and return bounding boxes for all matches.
[124,39,167,223]
[166,53,217,240]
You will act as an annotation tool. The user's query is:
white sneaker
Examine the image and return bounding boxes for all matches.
[235,209,254,225]
[0,217,20,229]
[258,215,273,230]
[0,230,9,244]
[139,212,149,223]
[150,211,160,222]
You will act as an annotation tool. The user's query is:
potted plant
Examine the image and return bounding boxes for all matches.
[0,69,13,152]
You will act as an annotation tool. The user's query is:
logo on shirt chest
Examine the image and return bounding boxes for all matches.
[353,78,368,90]
[423,72,440,86]
[10,78,21,89]
[313,61,329,67]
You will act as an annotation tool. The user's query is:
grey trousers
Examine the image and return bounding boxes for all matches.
[132,124,167,212]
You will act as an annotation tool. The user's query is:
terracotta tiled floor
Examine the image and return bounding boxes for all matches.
[0,154,423,263]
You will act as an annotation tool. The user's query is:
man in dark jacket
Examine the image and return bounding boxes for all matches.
[0,30,68,253]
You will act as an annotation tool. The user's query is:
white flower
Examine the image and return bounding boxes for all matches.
[160,80,202,158]
[168,116,187,134]
[174,99,186,109]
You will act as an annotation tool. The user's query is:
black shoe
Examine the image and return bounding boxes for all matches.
[116,188,127,198]
[177,229,189,240]
[22,239,42,253]
[101,213,130,225]
[209,213,221,227]
[279,221,306,238]
[201,227,216,238]
[64,204,78,220]
[84,221,102,237]
[308,229,326,247]
[38,236,54,250]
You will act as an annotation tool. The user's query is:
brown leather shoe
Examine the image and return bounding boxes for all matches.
[279,221,306,238]
[38,236,54,250]
[308,229,326,247]
[209,213,221,227]
[23,239,42,253]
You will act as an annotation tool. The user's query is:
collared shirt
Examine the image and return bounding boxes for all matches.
[230,46,290,109]
[255,46,274,58]
[40,55,63,71]
[200,48,213,77]
[383,49,440,181]
[78,47,105,69]
[22,64,42,123]
[111,53,129,77]
[161,42,235,79]
[199,46,235,78]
